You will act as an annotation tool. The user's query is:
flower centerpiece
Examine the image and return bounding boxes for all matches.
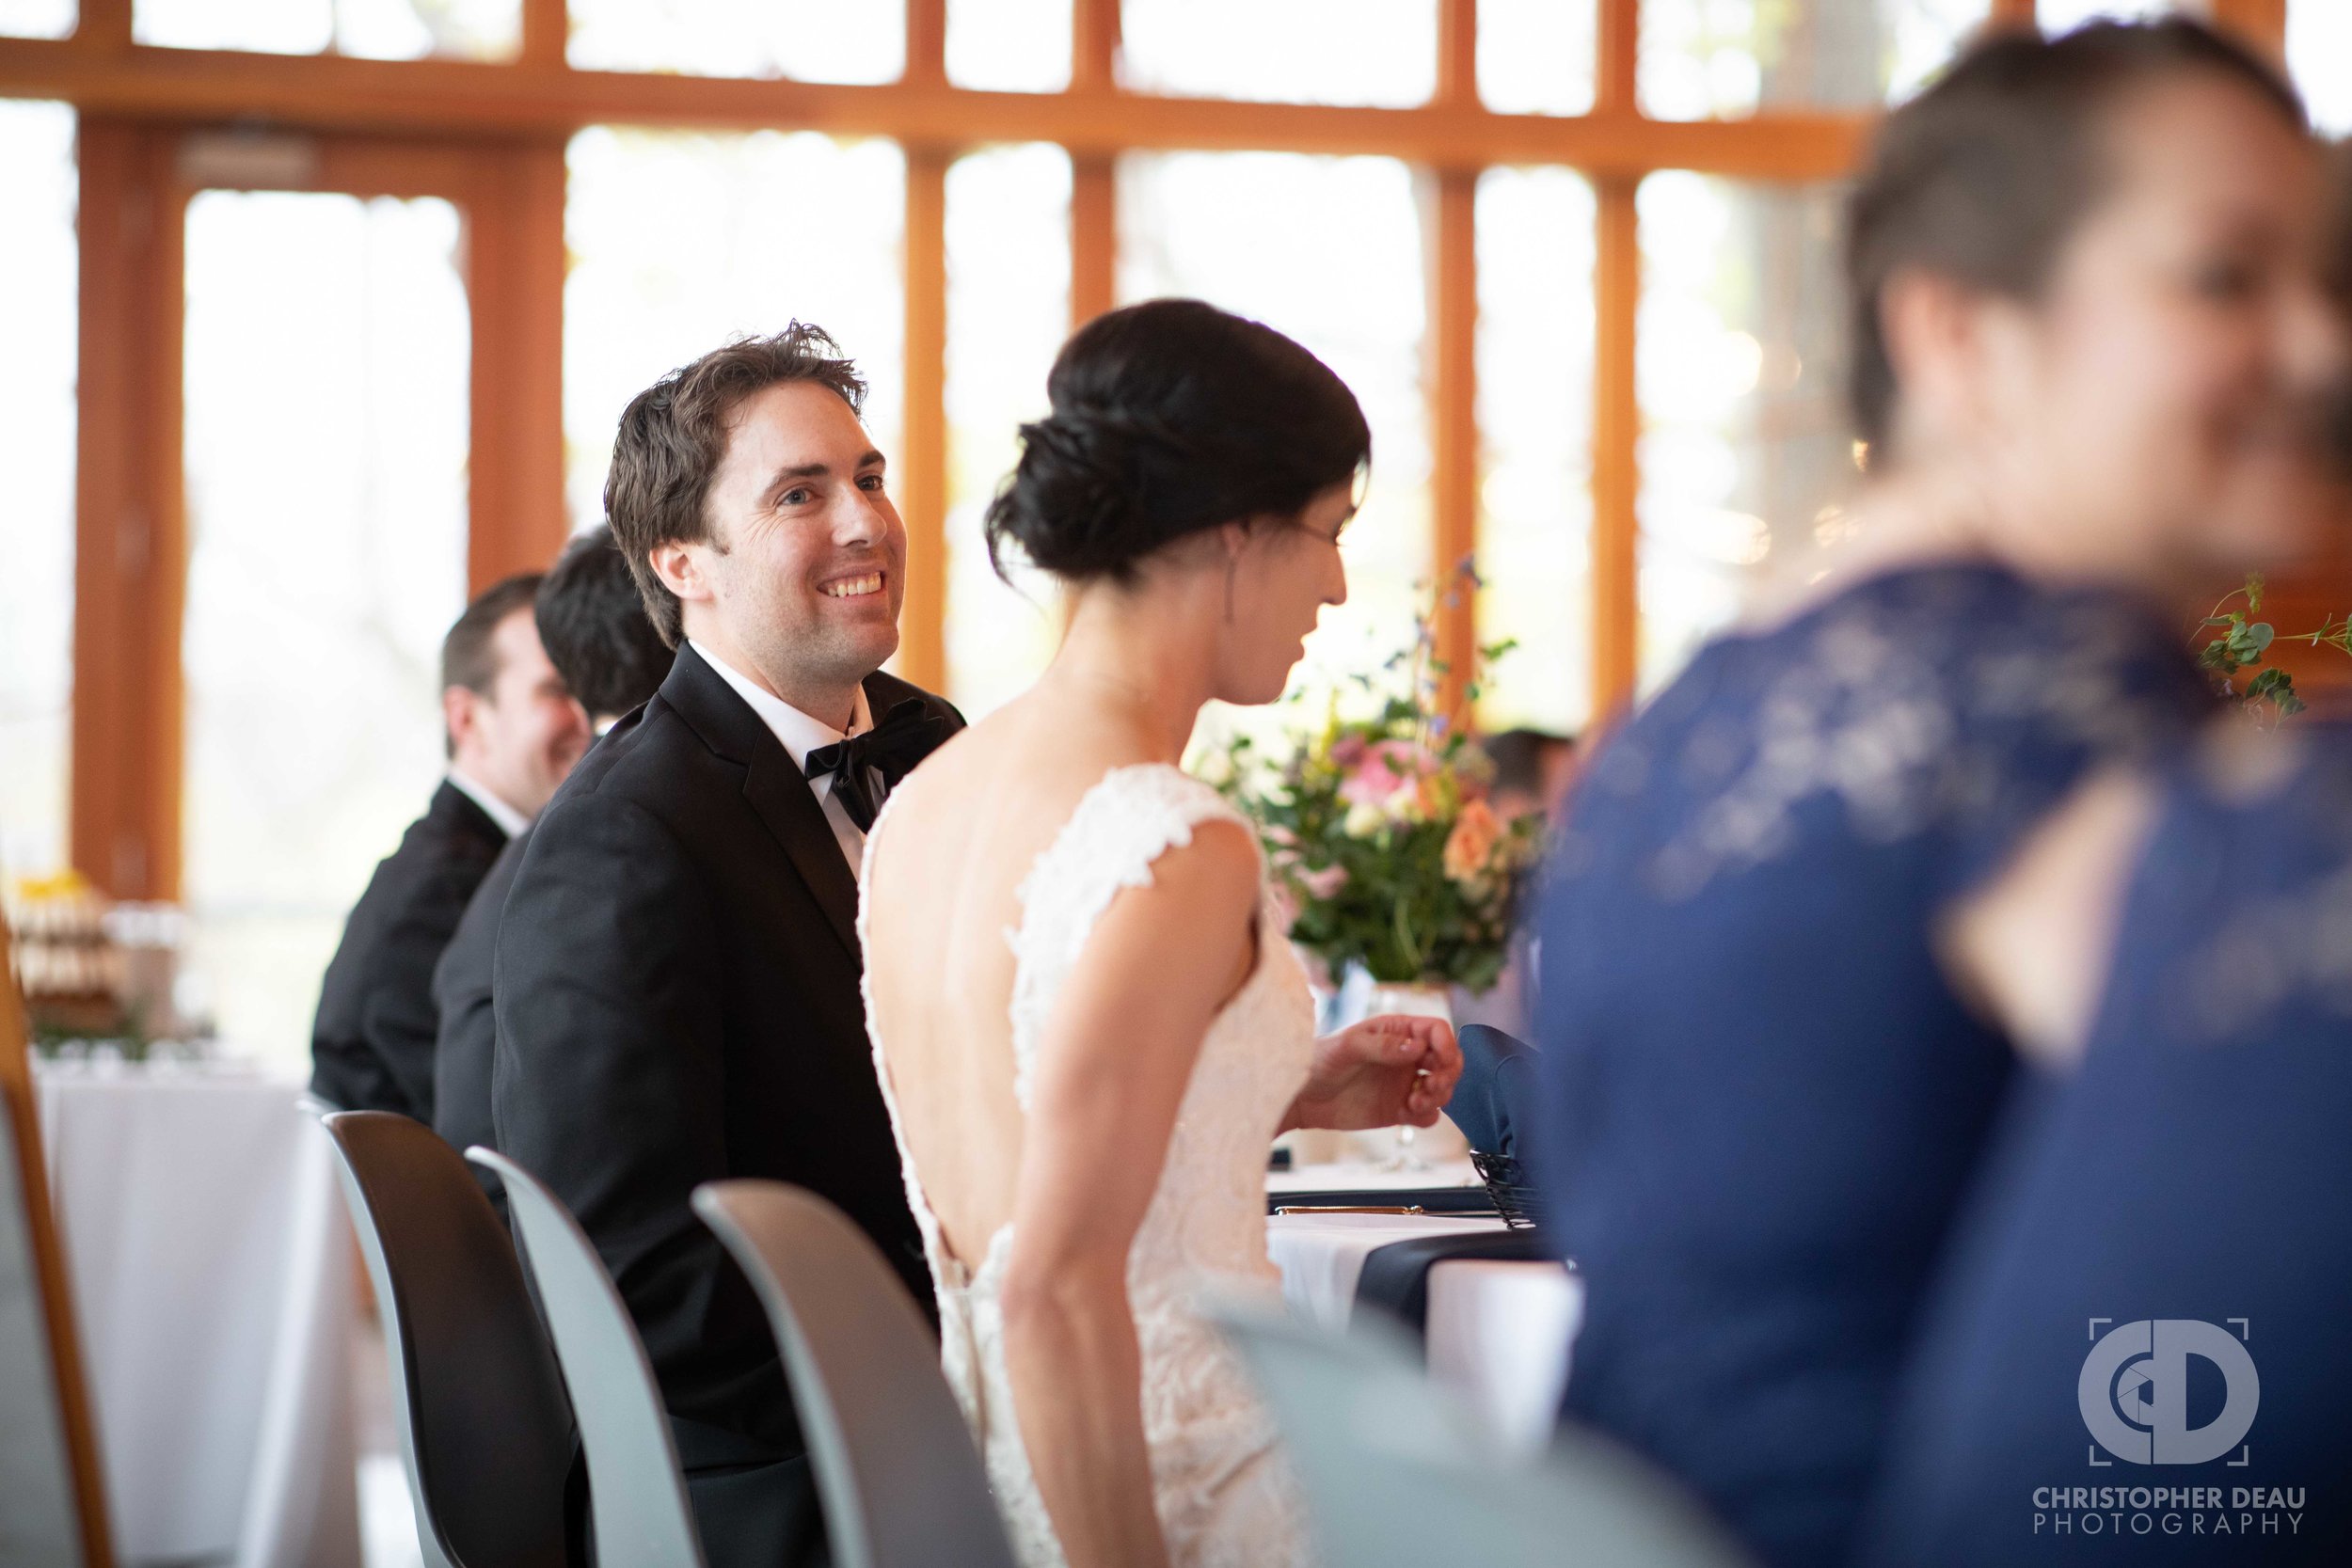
[1199,571,1545,1002]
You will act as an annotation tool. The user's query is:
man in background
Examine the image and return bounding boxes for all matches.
[433,527,670,1169]
[309,574,590,1118]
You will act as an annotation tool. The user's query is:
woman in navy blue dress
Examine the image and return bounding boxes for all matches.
[1860,724,2352,1566]
[1533,22,2350,1567]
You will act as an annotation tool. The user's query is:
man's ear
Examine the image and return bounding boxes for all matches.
[648,540,707,605]
[442,684,481,760]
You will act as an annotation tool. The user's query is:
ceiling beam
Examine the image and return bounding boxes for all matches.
[0,37,1869,181]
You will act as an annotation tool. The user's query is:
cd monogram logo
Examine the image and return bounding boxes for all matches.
[2078,1319,2260,1466]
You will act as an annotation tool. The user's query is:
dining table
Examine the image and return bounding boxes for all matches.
[1265,1159,1581,1456]
[34,1053,362,1568]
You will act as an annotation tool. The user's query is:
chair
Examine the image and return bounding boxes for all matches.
[1213,1301,1755,1568]
[692,1180,1016,1568]
[319,1113,575,1568]
[469,1148,707,1568]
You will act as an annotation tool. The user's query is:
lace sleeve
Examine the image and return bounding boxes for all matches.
[1006,764,1254,1112]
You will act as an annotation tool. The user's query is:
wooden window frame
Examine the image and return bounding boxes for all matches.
[0,0,2294,896]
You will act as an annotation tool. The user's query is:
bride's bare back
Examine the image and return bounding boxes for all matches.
[862,683,1230,1274]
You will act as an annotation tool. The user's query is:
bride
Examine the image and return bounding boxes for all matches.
[858,297,1462,1568]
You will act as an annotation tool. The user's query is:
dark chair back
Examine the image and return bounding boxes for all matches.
[321,1112,573,1568]
[691,1180,1015,1568]
[469,1148,706,1568]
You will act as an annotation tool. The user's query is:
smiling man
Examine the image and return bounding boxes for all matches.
[490,325,961,1568]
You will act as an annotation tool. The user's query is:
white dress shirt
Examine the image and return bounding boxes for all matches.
[690,640,876,869]
[445,767,530,840]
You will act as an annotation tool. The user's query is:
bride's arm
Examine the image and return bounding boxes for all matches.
[999,821,1263,1568]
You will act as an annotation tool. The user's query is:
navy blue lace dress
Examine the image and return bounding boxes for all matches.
[1860,724,2352,1567]
[1532,562,2212,1568]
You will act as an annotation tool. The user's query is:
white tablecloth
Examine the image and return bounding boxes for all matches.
[1266,1211,1581,1456]
[36,1061,360,1568]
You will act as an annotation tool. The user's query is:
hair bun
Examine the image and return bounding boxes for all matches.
[983,299,1370,583]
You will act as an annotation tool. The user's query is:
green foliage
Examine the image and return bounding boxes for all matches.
[2198,574,2352,722]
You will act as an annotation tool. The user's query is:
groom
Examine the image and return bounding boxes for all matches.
[491,325,961,1568]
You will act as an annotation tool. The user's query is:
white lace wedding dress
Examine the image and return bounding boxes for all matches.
[859,763,1317,1568]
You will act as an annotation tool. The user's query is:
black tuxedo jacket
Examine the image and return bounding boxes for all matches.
[431,824,528,1178]
[311,779,508,1119]
[491,645,960,1467]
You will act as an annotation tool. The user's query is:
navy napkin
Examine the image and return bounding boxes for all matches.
[1450,1024,1537,1158]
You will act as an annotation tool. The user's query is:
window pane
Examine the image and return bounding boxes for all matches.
[564,128,907,535]
[2036,0,2184,32]
[948,0,1072,92]
[0,102,76,886]
[1479,0,1597,117]
[1476,166,1593,736]
[1120,0,1438,106]
[1637,173,1855,689]
[945,145,1070,716]
[0,0,73,40]
[2291,0,2352,136]
[135,0,519,57]
[181,192,470,1065]
[1640,0,1992,120]
[1119,151,1431,723]
[568,0,904,83]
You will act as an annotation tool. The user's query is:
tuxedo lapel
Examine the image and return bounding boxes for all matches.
[659,646,861,961]
[742,747,862,958]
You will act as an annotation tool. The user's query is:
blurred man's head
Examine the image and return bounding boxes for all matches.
[535,527,673,729]
[1481,727,1578,823]
[605,324,904,728]
[441,574,590,819]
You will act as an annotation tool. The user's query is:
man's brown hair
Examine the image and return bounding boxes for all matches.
[439,572,544,756]
[603,324,868,648]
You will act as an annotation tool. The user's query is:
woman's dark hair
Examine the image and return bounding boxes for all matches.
[985,298,1371,582]
[1847,18,2304,452]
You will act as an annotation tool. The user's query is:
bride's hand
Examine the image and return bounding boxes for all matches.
[1286,1015,1462,1132]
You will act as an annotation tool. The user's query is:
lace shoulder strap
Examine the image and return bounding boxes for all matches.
[1007,763,1252,1112]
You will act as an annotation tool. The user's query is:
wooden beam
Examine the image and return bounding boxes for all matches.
[901,148,949,694]
[74,0,130,50]
[1990,0,2037,29]
[2207,0,2287,56]
[0,39,1872,181]
[1597,0,1638,114]
[466,140,571,588]
[0,917,117,1568]
[1429,166,1479,722]
[906,0,946,87]
[1070,152,1115,329]
[1438,0,1477,108]
[1591,177,1640,718]
[1073,0,1120,92]
[518,0,567,70]
[72,120,184,902]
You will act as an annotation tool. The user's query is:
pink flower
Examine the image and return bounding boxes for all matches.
[1339,739,1425,807]
[1297,863,1350,900]
[1442,799,1504,883]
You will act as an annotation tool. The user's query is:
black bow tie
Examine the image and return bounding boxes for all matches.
[803,698,950,833]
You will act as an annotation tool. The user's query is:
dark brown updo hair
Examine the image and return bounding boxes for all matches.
[985,298,1372,582]
[1847,18,2304,453]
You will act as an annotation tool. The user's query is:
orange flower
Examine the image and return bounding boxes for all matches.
[1442,799,1503,883]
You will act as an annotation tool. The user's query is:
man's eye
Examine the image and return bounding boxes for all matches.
[858,473,886,493]
[780,487,812,506]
